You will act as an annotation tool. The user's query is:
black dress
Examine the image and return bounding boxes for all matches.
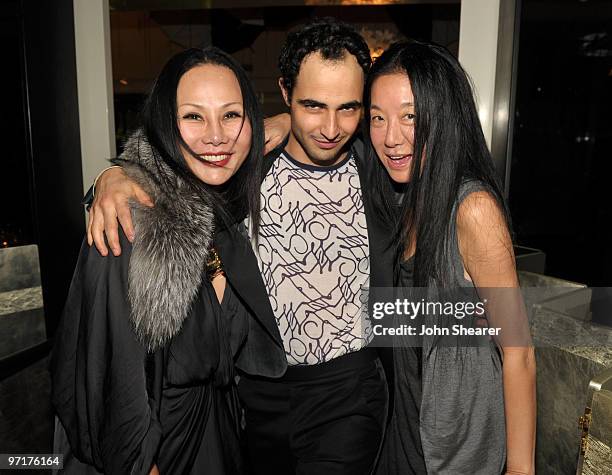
[50,232,248,475]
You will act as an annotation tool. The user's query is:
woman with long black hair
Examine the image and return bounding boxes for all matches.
[365,41,536,474]
[51,46,263,474]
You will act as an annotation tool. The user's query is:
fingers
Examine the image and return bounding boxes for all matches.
[87,207,94,246]
[117,202,135,243]
[90,203,109,256]
[102,201,121,256]
[264,133,282,155]
[114,183,151,243]
[133,183,154,208]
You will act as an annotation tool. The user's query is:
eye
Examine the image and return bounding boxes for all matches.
[403,113,416,122]
[182,113,202,121]
[304,104,320,110]
[370,115,384,123]
[224,111,242,120]
[340,106,356,112]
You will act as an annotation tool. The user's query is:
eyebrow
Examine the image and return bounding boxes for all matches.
[297,99,363,110]
[298,99,327,109]
[339,100,363,110]
[178,101,243,109]
[370,102,414,110]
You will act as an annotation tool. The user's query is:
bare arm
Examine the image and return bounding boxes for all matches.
[263,113,290,155]
[457,191,536,475]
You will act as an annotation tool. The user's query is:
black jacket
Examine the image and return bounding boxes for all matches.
[53,133,245,474]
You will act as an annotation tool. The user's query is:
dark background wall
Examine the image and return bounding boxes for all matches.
[509,0,612,287]
[0,0,84,459]
[21,0,85,338]
[0,0,84,342]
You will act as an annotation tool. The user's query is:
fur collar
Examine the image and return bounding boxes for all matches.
[114,131,214,352]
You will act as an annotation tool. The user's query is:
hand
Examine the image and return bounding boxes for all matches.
[263,113,290,155]
[87,167,153,256]
[149,464,160,475]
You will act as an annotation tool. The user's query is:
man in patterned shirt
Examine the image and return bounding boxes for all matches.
[88,18,395,475]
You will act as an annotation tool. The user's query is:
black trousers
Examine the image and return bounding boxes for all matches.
[238,349,388,475]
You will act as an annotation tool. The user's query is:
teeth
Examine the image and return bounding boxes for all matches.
[201,154,229,162]
[388,155,411,160]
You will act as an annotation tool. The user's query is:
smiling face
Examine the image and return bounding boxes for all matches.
[280,51,364,167]
[176,63,252,186]
[369,72,416,184]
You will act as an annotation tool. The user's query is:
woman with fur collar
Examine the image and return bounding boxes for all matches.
[51,47,263,475]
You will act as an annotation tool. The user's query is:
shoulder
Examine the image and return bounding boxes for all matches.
[350,135,380,182]
[262,139,286,176]
[456,187,507,234]
[71,231,133,318]
[456,187,512,257]
[456,186,517,285]
[350,134,366,158]
[79,229,132,281]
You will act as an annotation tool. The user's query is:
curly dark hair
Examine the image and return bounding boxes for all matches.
[278,17,371,101]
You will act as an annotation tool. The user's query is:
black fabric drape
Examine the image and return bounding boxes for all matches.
[50,231,246,474]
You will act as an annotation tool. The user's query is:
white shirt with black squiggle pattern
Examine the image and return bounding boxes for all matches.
[246,151,371,366]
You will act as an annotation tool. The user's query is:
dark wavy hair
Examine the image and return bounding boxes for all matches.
[140,46,263,227]
[364,40,512,287]
[278,17,371,101]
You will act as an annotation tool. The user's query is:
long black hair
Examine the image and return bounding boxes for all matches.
[140,46,263,227]
[364,40,512,287]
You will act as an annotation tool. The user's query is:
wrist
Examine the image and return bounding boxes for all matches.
[92,165,122,197]
[505,468,535,475]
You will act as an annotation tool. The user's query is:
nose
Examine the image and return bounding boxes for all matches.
[384,118,404,149]
[320,111,340,142]
[202,119,229,146]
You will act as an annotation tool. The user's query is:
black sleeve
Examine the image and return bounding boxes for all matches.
[82,184,94,210]
[50,231,162,475]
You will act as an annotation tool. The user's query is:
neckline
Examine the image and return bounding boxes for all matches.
[401,255,415,266]
[282,149,352,172]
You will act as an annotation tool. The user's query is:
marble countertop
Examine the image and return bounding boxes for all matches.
[533,306,612,368]
[0,286,43,317]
